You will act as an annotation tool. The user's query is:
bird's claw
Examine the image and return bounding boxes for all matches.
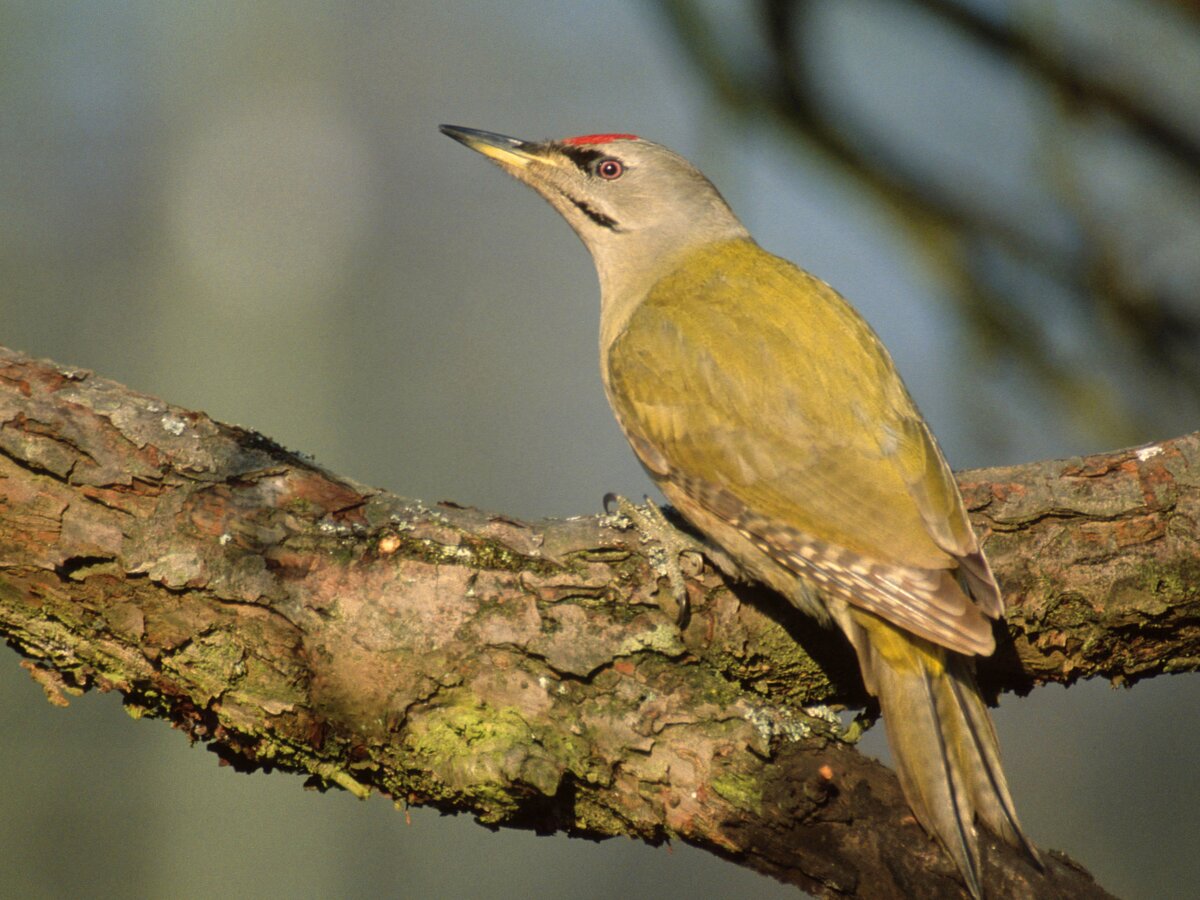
[839,707,879,744]
[602,494,705,627]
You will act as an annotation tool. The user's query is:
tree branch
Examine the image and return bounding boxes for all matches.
[5,347,1194,897]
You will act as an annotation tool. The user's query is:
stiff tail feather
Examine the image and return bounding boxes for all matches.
[847,612,1040,898]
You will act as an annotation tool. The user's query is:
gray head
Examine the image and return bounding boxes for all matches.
[440,125,750,307]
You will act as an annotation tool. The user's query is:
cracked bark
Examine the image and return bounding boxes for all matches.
[2,347,1197,898]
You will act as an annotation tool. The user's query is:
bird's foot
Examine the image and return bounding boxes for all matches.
[798,705,876,744]
[602,493,705,627]
[838,707,879,744]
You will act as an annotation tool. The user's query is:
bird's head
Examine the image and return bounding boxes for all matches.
[440,125,749,299]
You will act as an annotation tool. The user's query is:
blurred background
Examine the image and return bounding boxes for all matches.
[2,1,1198,897]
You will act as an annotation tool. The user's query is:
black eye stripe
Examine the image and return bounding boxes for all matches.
[559,144,606,172]
[558,144,628,181]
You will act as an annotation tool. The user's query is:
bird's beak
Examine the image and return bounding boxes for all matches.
[440,125,544,169]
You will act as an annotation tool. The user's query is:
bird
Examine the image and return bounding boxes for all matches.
[440,124,1041,897]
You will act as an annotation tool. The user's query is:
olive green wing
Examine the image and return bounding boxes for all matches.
[606,241,1000,652]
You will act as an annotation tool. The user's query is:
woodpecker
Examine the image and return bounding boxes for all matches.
[441,124,1040,897]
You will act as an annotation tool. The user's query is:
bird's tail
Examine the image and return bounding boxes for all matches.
[845,611,1040,898]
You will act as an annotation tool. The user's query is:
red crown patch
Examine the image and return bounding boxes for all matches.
[562,133,640,145]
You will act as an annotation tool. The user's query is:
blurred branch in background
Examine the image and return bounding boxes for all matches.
[655,0,1200,449]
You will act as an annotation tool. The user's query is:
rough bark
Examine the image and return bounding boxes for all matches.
[3,347,1196,897]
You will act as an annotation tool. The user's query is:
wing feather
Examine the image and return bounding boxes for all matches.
[606,240,1001,653]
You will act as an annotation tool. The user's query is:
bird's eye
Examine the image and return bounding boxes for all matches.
[597,158,623,180]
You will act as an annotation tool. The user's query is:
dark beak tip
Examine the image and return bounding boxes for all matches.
[439,124,525,149]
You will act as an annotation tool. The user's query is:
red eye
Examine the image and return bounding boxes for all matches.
[597,158,623,180]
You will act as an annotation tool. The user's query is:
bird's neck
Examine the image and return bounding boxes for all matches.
[596,231,753,366]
